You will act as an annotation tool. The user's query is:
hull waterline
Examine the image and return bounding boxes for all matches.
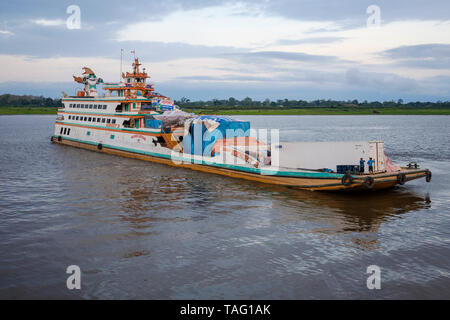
[52,136,430,192]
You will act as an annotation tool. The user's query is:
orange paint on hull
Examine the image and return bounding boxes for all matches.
[52,137,429,191]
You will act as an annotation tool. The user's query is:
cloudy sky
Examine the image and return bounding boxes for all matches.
[1,0,449,101]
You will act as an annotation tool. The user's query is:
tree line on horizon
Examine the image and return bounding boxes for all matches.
[175,97,450,109]
[1,93,450,109]
[0,94,62,108]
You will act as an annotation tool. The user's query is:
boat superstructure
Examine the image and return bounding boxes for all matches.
[53,57,432,191]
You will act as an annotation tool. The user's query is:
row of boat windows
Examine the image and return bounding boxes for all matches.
[60,127,71,135]
[68,115,116,124]
[68,103,107,109]
[59,127,115,140]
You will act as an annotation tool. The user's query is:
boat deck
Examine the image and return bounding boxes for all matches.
[52,136,431,192]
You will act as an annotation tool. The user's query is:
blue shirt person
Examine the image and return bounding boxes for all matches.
[368,158,375,173]
[359,158,365,173]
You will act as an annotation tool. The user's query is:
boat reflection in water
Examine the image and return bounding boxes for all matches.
[259,184,431,250]
[114,167,431,252]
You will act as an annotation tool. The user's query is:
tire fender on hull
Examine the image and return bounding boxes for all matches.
[397,173,406,185]
[341,172,353,186]
[426,170,432,182]
[363,176,375,189]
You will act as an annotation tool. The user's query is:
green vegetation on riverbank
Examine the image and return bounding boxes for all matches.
[1,93,450,115]
[2,106,450,115]
[0,107,58,115]
[182,107,450,115]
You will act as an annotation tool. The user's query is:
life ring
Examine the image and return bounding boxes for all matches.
[97,143,103,150]
[397,173,406,185]
[426,170,432,183]
[363,176,375,189]
[341,172,353,186]
[57,136,62,142]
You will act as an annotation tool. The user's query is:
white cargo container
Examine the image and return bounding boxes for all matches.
[275,141,385,172]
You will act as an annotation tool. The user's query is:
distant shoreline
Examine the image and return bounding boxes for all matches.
[181,108,450,115]
[1,106,450,115]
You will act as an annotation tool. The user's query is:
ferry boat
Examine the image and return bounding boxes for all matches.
[52,57,432,191]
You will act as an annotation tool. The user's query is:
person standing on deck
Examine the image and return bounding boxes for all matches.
[368,157,375,174]
[360,158,365,174]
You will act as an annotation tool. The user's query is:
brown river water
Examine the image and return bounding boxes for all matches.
[0,115,449,299]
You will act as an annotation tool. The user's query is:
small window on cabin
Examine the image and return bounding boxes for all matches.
[127,78,131,83]
[76,116,79,120]
[69,104,72,108]
[97,118,101,122]
[68,115,71,120]
[93,105,97,109]
[77,104,80,108]
[60,127,63,134]
[92,117,96,122]
[103,105,107,109]
[110,135,115,140]
[82,104,85,108]
[107,119,111,124]
[63,128,67,134]
[88,117,92,122]
[102,118,106,123]
[112,119,116,124]
[84,117,87,121]
[87,131,91,136]
[89,104,93,109]
[67,128,71,135]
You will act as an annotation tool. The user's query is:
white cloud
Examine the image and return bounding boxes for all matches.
[32,19,66,27]
[0,55,119,83]
[116,4,336,48]
[0,54,233,86]
[0,30,13,36]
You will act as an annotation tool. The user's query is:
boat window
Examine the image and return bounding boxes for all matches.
[89,104,93,109]
[97,118,101,122]
[92,117,96,122]
[60,127,63,134]
[107,119,111,123]
[77,104,80,108]
[93,105,97,109]
[103,105,107,109]
[69,104,72,108]
[102,118,106,123]
[76,116,79,120]
[110,135,115,140]
[88,117,92,121]
[112,119,116,124]
[63,128,67,134]
[67,128,71,135]
[84,117,87,121]
[68,115,71,120]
